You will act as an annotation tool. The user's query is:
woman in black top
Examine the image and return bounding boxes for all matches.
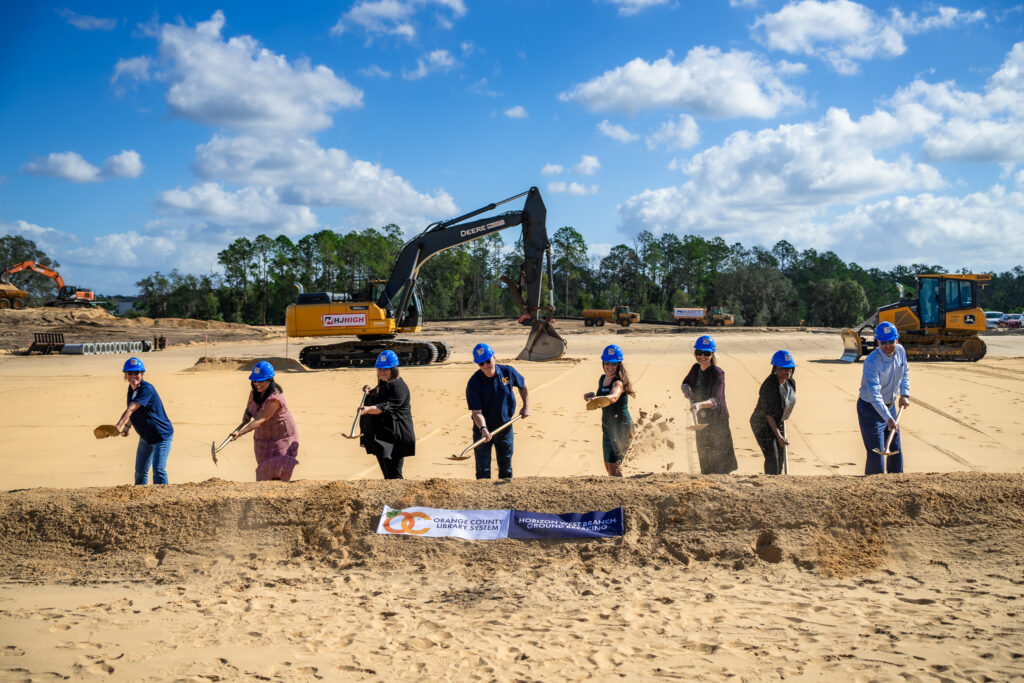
[358,351,416,479]
[681,335,737,474]
[749,350,797,475]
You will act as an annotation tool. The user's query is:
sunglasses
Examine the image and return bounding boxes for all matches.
[879,340,897,347]
[477,358,495,366]
[694,350,712,357]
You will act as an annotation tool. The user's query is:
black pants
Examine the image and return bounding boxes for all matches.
[376,454,405,479]
[752,426,785,475]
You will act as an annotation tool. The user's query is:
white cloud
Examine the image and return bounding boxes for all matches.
[191,135,457,228]
[547,182,598,196]
[618,106,946,247]
[157,183,319,234]
[22,150,143,183]
[111,56,152,86]
[103,151,144,179]
[826,186,1024,269]
[541,164,563,175]
[403,49,457,79]
[645,114,700,151]
[605,0,669,16]
[754,1,984,74]
[468,78,500,97]
[573,155,601,175]
[58,9,116,31]
[504,105,528,119]
[0,219,76,255]
[331,0,467,41]
[358,64,391,78]
[597,120,640,143]
[143,11,362,132]
[560,47,804,118]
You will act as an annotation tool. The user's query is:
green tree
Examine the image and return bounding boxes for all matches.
[552,226,587,316]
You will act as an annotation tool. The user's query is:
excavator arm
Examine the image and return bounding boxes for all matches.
[377,187,564,361]
[2,261,67,288]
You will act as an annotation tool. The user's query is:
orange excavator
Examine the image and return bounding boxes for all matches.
[0,261,97,308]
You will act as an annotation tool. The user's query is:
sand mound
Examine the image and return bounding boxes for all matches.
[1,473,1021,583]
[185,356,308,373]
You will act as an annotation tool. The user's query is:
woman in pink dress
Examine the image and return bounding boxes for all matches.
[230,361,299,481]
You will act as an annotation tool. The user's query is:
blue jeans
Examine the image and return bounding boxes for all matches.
[857,399,902,475]
[135,436,172,485]
[473,426,513,479]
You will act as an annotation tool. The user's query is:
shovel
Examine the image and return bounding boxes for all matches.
[341,388,370,440]
[93,424,121,439]
[686,403,708,431]
[873,404,904,457]
[211,435,233,465]
[781,422,789,474]
[586,396,612,411]
[447,415,523,461]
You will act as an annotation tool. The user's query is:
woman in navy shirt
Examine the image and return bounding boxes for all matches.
[113,357,174,485]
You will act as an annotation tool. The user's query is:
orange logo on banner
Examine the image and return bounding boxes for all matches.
[383,511,432,535]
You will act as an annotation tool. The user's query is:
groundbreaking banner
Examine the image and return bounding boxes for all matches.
[377,506,624,540]
[508,507,624,539]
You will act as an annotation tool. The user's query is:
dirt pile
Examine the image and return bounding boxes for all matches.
[2,472,1021,582]
[185,356,308,373]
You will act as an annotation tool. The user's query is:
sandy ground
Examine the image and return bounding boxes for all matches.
[1,316,1023,680]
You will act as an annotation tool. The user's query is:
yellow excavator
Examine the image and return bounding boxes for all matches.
[285,187,567,368]
[840,273,991,362]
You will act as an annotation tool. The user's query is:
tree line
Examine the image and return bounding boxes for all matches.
[2,230,1023,327]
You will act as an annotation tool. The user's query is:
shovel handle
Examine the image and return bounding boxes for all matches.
[452,415,522,460]
[346,389,370,439]
[882,404,904,452]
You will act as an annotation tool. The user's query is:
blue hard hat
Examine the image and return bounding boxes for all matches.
[473,343,495,363]
[375,350,400,369]
[771,349,795,368]
[601,344,624,363]
[875,322,900,342]
[122,357,145,373]
[249,360,275,382]
[694,335,716,353]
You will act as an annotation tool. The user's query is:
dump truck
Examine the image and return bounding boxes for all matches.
[285,187,566,368]
[0,282,29,309]
[840,273,991,362]
[582,306,640,327]
[673,307,734,327]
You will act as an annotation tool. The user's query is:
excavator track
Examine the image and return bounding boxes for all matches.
[839,331,986,363]
[298,338,443,369]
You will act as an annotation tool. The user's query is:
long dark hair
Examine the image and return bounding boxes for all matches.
[610,363,636,398]
[252,379,283,407]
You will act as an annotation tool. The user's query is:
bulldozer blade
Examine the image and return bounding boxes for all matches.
[839,328,864,363]
[516,319,567,361]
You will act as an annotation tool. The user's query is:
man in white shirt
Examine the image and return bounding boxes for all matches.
[857,322,911,474]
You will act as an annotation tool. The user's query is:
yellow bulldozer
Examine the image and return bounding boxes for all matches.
[840,273,991,362]
[285,187,566,368]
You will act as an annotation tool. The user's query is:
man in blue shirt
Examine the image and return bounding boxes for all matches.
[857,322,911,475]
[465,343,530,479]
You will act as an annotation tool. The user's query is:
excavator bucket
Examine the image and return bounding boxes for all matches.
[839,328,865,363]
[516,319,567,361]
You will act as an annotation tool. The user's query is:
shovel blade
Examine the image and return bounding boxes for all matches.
[516,319,567,361]
[211,441,218,465]
[872,448,900,456]
[446,454,472,461]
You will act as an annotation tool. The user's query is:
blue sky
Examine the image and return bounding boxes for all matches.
[1,0,1022,294]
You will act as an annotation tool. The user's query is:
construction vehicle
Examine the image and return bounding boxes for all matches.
[285,187,566,368]
[582,306,640,327]
[0,282,29,309]
[840,273,991,363]
[673,307,734,327]
[1,261,97,308]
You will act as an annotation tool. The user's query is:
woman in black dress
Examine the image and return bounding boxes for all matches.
[749,350,797,475]
[358,350,416,479]
[681,335,737,474]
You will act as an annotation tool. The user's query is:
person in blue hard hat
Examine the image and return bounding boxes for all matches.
[858,322,910,475]
[113,357,174,485]
[749,350,797,475]
[583,344,635,477]
[357,350,416,479]
[681,335,737,474]
[230,361,300,481]
[465,342,529,479]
